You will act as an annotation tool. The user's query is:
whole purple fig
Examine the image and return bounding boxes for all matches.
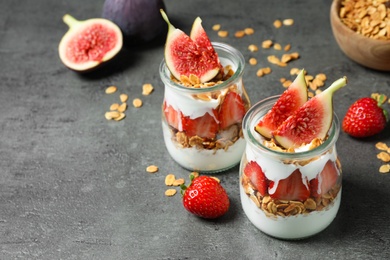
[102,0,166,45]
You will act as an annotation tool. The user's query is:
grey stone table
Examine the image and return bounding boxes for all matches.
[1,0,390,259]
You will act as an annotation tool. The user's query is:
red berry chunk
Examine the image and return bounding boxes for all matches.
[310,160,339,197]
[269,169,310,201]
[219,91,246,130]
[243,161,268,196]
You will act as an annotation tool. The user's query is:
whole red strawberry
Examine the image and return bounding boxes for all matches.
[342,96,388,138]
[181,174,230,219]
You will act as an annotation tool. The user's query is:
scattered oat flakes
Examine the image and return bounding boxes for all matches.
[256,67,272,77]
[105,86,117,94]
[113,112,126,121]
[146,165,158,173]
[133,98,143,108]
[165,189,177,196]
[280,77,287,83]
[273,19,282,28]
[212,24,221,31]
[105,111,120,120]
[173,178,185,186]
[377,152,390,162]
[274,43,282,50]
[142,83,154,95]
[110,103,120,111]
[248,44,259,52]
[376,142,389,151]
[283,19,294,26]
[218,30,229,37]
[244,27,255,35]
[262,40,273,48]
[118,102,127,113]
[379,164,390,174]
[249,58,257,65]
[165,174,175,186]
[235,30,246,38]
[290,68,300,75]
[284,44,291,51]
[120,94,128,103]
[282,80,292,88]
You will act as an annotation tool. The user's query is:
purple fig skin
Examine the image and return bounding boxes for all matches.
[102,0,166,45]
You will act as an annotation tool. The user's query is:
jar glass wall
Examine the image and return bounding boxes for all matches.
[160,42,250,173]
[240,96,342,239]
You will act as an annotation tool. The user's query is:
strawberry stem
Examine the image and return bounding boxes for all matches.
[180,173,196,196]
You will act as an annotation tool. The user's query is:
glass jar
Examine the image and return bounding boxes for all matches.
[239,96,342,239]
[160,42,250,173]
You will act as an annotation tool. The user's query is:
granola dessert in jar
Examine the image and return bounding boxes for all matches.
[160,42,250,173]
[240,75,346,239]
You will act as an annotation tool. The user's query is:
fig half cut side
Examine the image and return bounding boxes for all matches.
[58,14,123,72]
[160,10,221,83]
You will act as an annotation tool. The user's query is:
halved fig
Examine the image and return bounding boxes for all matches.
[273,77,348,149]
[160,10,221,83]
[58,14,123,71]
[255,69,308,139]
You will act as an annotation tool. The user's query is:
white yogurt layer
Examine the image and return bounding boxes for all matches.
[162,122,245,172]
[163,57,243,127]
[247,118,339,185]
[240,184,342,239]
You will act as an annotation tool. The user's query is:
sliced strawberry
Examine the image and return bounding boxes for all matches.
[219,91,246,130]
[243,161,268,196]
[310,160,339,197]
[182,110,219,139]
[163,101,183,130]
[269,169,310,201]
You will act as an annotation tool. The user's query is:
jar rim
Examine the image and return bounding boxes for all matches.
[159,42,245,94]
[243,95,340,160]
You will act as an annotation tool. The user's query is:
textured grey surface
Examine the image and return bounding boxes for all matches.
[1,0,390,259]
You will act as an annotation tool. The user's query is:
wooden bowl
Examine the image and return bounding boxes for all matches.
[330,0,390,71]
